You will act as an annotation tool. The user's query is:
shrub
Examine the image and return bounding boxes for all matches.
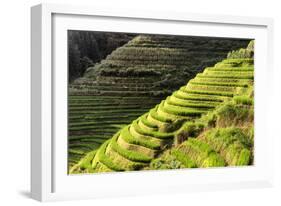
[149,151,184,170]
[227,41,254,59]
[215,102,253,127]
[247,40,254,51]
[246,126,254,143]
[200,111,217,128]
[227,49,254,59]
[236,149,251,165]
[203,127,252,150]
[174,122,205,145]
[171,149,197,168]
[201,152,225,167]
[233,96,253,105]
[180,139,226,167]
[201,127,252,166]
[224,142,251,165]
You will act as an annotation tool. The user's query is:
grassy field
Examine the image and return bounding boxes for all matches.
[70,40,254,173]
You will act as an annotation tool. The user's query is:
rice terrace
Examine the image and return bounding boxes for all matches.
[68,31,254,174]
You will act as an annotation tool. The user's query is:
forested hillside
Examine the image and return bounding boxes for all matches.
[68,31,136,82]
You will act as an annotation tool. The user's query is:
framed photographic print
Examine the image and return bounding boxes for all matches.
[31,3,274,201]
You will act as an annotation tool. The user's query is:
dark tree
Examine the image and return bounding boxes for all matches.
[68,31,136,82]
[80,56,94,75]
[68,42,81,82]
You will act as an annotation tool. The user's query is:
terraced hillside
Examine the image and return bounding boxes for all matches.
[68,35,250,169]
[70,41,254,173]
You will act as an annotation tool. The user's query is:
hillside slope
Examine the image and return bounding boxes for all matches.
[70,41,254,173]
[68,35,250,168]
[68,31,136,82]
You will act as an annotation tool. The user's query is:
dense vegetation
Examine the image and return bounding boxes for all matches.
[68,34,249,169]
[68,31,136,82]
[70,41,254,173]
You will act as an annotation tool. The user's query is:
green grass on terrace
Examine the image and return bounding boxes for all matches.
[167,96,218,109]
[93,140,125,171]
[182,88,234,97]
[132,120,174,139]
[119,126,161,150]
[189,80,250,87]
[196,73,254,80]
[204,67,254,72]
[110,133,153,163]
[173,91,226,102]
[149,107,173,123]
[139,114,158,129]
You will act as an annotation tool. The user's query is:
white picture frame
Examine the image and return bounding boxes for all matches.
[31,3,274,202]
